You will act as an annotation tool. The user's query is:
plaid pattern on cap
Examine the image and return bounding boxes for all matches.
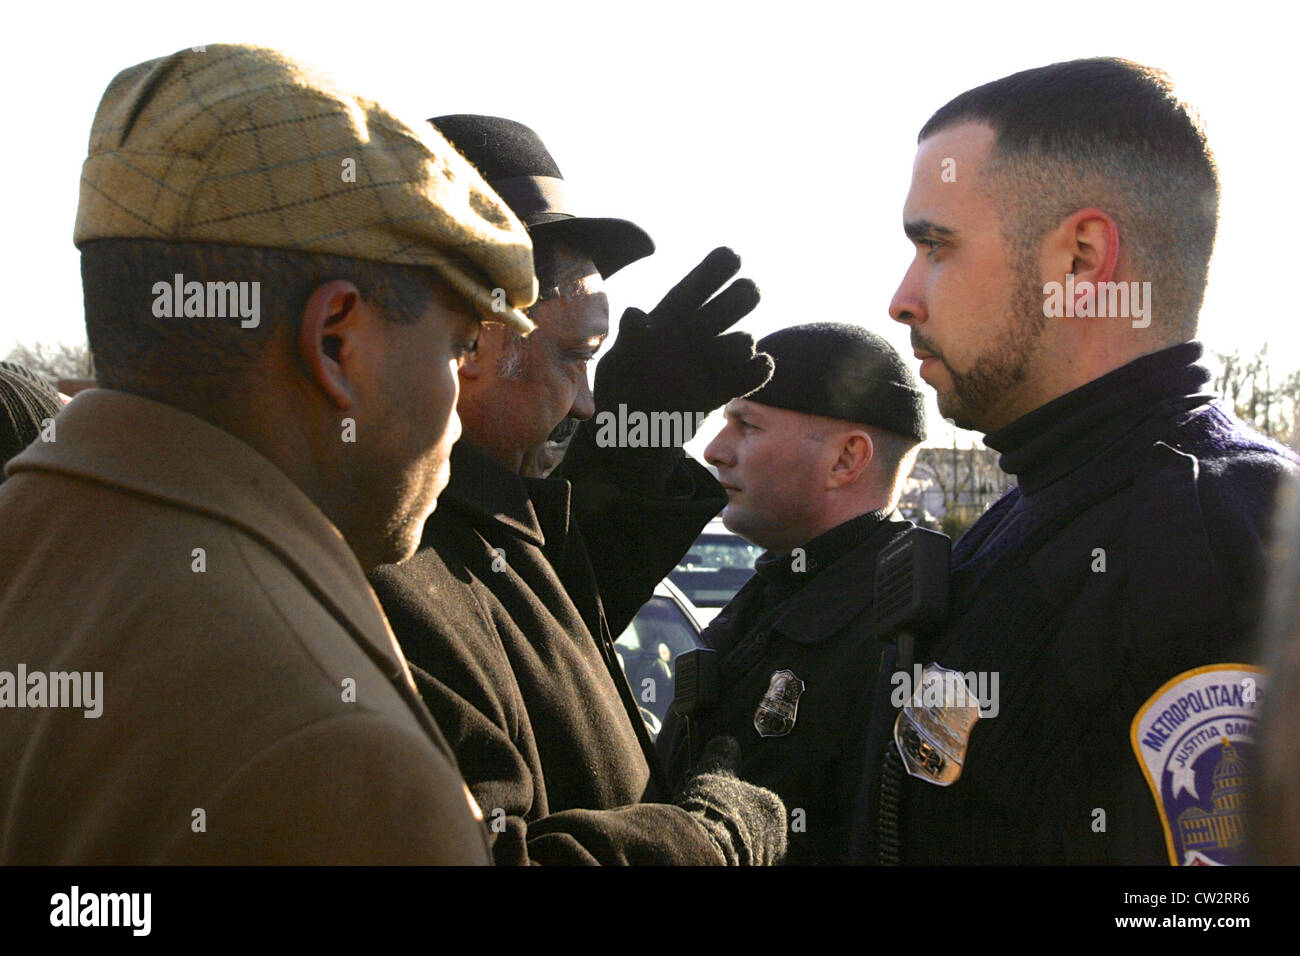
[75,44,537,333]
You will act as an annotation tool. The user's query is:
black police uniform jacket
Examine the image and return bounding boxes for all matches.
[369,435,729,865]
[850,343,1299,865]
[659,509,914,865]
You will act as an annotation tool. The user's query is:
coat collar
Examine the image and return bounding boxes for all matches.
[7,388,414,686]
[438,441,571,549]
[730,512,914,646]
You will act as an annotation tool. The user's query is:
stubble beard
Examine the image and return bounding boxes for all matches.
[936,250,1047,433]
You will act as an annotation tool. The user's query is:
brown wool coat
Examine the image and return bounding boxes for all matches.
[0,389,490,864]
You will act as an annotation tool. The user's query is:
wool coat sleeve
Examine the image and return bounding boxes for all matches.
[557,424,726,635]
[373,562,728,866]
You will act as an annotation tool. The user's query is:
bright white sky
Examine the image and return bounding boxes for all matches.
[4,0,1295,453]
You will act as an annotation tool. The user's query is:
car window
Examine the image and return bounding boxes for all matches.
[669,533,761,608]
[615,596,701,731]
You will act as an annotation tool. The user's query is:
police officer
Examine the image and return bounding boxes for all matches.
[659,322,927,865]
[852,57,1299,865]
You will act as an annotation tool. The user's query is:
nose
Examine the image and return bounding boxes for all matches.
[889,260,927,327]
[446,406,462,448]
[570,373,595,421]
[704,428,733,469]
[447,358,463,444]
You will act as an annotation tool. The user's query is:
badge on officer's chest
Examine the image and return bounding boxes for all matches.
[893,663,982,786]
[754,669,805,738]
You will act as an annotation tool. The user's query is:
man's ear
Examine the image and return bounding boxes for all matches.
[458,323,507,382]
[1044,207,1121,292]
[827,430,874,490]
[297,279,368,411]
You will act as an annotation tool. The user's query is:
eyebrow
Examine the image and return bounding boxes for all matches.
[724,401,761,421]
[903,219,958,241]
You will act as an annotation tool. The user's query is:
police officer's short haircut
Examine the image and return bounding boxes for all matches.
[867,426,921,508]
[868,426,921,481]
[81,238,446,407]
[920,58,1219,343]
[803,419,919,506]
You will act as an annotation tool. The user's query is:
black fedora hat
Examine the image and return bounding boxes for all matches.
[430,114,654,279]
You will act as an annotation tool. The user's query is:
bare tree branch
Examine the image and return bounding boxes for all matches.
[4,341,94,382]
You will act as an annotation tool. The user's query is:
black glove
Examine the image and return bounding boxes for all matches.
[673,736,787,866]
[560,247,773,492]
[593,246,773,419]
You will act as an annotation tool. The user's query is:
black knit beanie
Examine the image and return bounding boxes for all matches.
[748,323,927,441]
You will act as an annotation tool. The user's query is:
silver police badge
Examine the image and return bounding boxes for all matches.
[754,669,805,738]
[893,663,982,786]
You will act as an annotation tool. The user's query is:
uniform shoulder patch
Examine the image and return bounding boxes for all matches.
[1130,664,1262,866]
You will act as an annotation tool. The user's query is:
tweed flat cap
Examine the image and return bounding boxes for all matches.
[75,44,537,333]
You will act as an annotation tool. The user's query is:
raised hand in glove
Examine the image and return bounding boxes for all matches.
[559,247,774,492]
[673,736,787,866]
[593,246,773,420]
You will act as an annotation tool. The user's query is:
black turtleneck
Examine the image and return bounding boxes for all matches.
[951,342,1215,586]
[852,340,1299,866]
[985,341,1213,496]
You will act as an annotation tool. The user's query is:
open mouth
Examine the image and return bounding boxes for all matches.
[547,417,581,445]
[526,418,582,478]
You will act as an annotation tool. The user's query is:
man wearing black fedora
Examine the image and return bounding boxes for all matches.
[370,116,785,864]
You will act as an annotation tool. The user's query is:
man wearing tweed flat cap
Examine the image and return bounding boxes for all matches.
[370,115,789,865]
[657,323,927,865]
[0,44,534,864]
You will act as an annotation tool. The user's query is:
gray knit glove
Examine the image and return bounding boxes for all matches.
[673,736,787,866]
